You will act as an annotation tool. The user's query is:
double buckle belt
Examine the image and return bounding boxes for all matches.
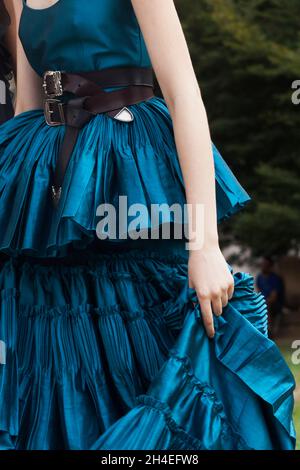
[42,67,155,205]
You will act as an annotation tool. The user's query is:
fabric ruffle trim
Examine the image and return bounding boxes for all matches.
[0,252,295,450]
[134,349,252,450]
[92,271,295,450]
[0,98,250,256]
[91,349,252,450]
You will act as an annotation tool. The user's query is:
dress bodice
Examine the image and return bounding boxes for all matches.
[19,0,151,77]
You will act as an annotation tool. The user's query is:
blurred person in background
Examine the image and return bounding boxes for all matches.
[256,256,285,338]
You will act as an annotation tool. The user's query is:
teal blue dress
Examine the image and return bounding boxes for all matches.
[0,0,295,450]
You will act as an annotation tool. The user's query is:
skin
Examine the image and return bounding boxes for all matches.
[8,0,235,338]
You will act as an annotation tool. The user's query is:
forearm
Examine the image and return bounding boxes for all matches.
[168,92,219,248]
[130,0,219,249]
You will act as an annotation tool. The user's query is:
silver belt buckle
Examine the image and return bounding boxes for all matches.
[44,99,65,126]
[43,70,63,98]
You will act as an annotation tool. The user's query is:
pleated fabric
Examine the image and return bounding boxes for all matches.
[93,281,295,450]
[0,96,295,450]
[0,97,250,257]
[0,241,295,450]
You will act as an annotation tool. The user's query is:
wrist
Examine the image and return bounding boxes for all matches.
[186,231,219,253]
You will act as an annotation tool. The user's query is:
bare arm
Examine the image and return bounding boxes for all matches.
[8,0,43,115]
[131,0,234,337]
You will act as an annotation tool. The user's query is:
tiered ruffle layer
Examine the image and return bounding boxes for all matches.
[0,243,296,450]
[0,97,250,257]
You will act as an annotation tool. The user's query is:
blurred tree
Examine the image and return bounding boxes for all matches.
[175,0,300,256]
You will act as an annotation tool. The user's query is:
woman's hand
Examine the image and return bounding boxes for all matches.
[188,245,235,338]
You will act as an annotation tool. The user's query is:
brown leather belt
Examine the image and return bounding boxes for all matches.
[42,67,155,206]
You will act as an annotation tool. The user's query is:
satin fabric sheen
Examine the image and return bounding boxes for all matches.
[19,0,151,77]
[0,0,296,450]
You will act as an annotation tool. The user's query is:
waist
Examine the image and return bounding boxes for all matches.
[42,67,154,99]
[42,66,156,206]
[42,66,155,126]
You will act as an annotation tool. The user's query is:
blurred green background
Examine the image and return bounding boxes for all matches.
[175,0,300,448]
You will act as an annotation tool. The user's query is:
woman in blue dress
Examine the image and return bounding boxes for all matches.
[0,0,296,450]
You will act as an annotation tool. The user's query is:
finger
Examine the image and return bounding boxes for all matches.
[221,289,229,308]
[212,295,223,316]
[199,297,215,338]
[228,281,235,300]
[188,280,198,307]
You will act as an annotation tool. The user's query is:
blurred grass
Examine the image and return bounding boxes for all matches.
[279,343,300,450]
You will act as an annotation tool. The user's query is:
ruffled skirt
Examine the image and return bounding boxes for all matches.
[0,97,249,257]
[0,97,296,449]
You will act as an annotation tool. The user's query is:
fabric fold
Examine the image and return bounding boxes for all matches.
[92,266,295,450]
[90,268,296,450]
[0,246,187,449]
[0,98,250,257]
[0,245,296,450]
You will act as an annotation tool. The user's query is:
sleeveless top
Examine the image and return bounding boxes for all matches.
[19,0,152,77]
